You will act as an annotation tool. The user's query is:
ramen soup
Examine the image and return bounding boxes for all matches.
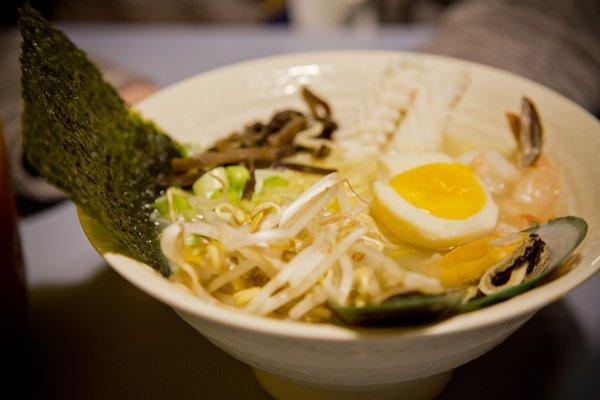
[153,61,586,326]
[18,8,586,327]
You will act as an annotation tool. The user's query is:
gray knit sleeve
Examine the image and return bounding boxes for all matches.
[425,0,600,111]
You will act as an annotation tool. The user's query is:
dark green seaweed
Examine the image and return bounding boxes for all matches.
[19,5,179,276]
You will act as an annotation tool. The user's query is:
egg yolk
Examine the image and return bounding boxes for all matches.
[389,163,486,219]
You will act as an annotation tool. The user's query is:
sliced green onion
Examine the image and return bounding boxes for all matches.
[263,175,288,188]
[225,165,250,191]
[150,195,169,216]
[171,192,192,213]
[179,143,203,158]
[193,167,228,198]
[210,188,243,202]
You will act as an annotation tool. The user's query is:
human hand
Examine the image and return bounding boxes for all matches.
[117,80,158,105]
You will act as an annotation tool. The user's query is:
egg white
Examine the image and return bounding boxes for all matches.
[372,152,499,250]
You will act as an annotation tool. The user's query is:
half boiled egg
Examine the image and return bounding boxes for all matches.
[371,152,498,250]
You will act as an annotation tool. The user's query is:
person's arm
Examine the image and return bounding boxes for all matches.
[425,0,600,111]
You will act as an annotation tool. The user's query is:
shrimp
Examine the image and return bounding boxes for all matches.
[460,150,562,228]
[499,97,562,228]
[501,156,563,227]
[460,152,561,229]
[463,97,562,229]
[458,149,520,196]
[506,97,543,168]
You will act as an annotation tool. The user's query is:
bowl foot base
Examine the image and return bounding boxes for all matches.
[253,368,453,400]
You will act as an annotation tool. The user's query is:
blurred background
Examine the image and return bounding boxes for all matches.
[1,1,599,399]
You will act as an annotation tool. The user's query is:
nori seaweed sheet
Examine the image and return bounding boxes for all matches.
[19,5,179,276]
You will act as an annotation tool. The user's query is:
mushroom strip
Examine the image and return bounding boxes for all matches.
[302,86,331,119]
[266,115,306,147]
[157,168,203,187]
[242,161,256,200]
[171,146,283,173]
[164,86,338,187]
[276,162,336,175]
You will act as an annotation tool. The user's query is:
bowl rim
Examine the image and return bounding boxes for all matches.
[88,50,600,342]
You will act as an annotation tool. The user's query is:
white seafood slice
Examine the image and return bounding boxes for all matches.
[338,58,469,155]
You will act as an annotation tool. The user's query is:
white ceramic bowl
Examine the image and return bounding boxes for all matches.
[80,51,600,400]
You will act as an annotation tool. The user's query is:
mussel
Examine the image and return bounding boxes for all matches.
[331,217,587,326]
[331,291,464,327]
[461,216,587,311]
[478,233,548,296]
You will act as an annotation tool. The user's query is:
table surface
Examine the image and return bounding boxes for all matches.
[21,24,599,399]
